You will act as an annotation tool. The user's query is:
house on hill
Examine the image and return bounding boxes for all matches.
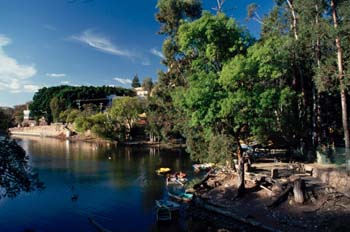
[134,87,148,98]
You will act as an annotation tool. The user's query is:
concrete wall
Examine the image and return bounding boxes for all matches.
[9,124,70,138]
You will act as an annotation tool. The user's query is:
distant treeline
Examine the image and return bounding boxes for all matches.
[30,85,134,122]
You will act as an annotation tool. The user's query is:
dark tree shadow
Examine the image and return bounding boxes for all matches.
[0,137,44,199]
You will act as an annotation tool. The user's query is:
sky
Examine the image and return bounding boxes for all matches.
[0,0,274,107]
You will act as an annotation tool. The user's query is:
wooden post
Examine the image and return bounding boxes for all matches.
[293,178,305,204]
[271,168,279,179]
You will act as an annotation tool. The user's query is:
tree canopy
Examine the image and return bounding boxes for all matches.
[30,85,134,123]
[0,138,44,198]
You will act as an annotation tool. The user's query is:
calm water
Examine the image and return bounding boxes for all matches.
[0,136,206,232]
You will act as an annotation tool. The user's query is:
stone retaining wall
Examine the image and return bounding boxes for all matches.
[308,164,350,197]
[9,124,70,138]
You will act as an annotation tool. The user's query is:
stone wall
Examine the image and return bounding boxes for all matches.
[9,124,70,138]
[308,164,350,197]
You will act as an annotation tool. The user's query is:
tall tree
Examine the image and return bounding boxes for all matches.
[141,77,154,93]
[109,97,144,135]
[175,12,253,194]
[132,75,141,88]
[50,97,65,123]
[150,0,202,141]
[331,0,349,148]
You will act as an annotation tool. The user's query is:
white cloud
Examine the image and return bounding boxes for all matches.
[73,30,133,57]
[0,35,37,92]
[150,48,164,59]
[23,84,40,93]
[46,73,66,78]
[114,77,132,85]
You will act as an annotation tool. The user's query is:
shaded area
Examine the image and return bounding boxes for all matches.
[0,137,44,199]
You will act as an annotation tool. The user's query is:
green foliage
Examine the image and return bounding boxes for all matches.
[12,104,26,126]
[0,108,12,131]
[59,109,80,123]
[30,85,134,123]
[109,97,144,129]
[0,138,44,198]
[132,75,141,88]
[178,12,253,70]
[208,134,234,164]
[73,112,127,142]
[74,116,93,133]
[156,0,202,36]
[219,37,297,143]
[141,77,154,92]
[89,113,115,139]
[50,97,65,123]
[150,0,202,143]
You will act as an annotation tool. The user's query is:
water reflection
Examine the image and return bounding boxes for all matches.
[1,136,194,232]
[0,137,44,199]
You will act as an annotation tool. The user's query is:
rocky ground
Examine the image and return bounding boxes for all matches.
[189,162,350,232]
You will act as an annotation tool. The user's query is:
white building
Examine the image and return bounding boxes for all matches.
[134,87,148,98]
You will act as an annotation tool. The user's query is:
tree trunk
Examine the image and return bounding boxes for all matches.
[314,2,322,146]
[286,0,298,40]
[236,157,245,196]
[234,134,245,196]
[331,0,350,148]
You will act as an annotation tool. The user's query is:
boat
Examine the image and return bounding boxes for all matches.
[156,206,172,222]
[155,167,171,175]
[193,163,215,171]
[155,199,180,222]
[155,199,180,212]
[166,173,188,185]
[168,191,193,202]
[166,177,188,186]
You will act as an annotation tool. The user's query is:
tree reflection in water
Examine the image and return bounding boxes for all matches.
[0,137,44,198]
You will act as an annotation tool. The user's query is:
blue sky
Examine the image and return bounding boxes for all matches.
[0,0,274,107]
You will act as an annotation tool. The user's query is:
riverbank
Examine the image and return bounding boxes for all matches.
[188,162,350,231]
[8,125,186,148]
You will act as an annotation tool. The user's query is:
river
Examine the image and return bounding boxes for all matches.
[0,136,208,232]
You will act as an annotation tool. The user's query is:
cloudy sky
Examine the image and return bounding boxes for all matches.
[0,0,273,107]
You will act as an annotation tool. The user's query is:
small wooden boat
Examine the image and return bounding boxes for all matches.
[155,167,171,175]
[166,177,188,186]
[168,191,193,202]
[156,206,172,222]
[155,200,180,212]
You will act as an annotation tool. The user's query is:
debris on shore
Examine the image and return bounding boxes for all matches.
[189,162,350,232]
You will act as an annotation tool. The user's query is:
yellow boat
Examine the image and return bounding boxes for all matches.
[156,167,171,175]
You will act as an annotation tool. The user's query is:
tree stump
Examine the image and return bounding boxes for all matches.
[271,168,279,179]
[293,178,305,204]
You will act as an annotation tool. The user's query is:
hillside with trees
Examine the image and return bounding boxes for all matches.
[29,85,134,123]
